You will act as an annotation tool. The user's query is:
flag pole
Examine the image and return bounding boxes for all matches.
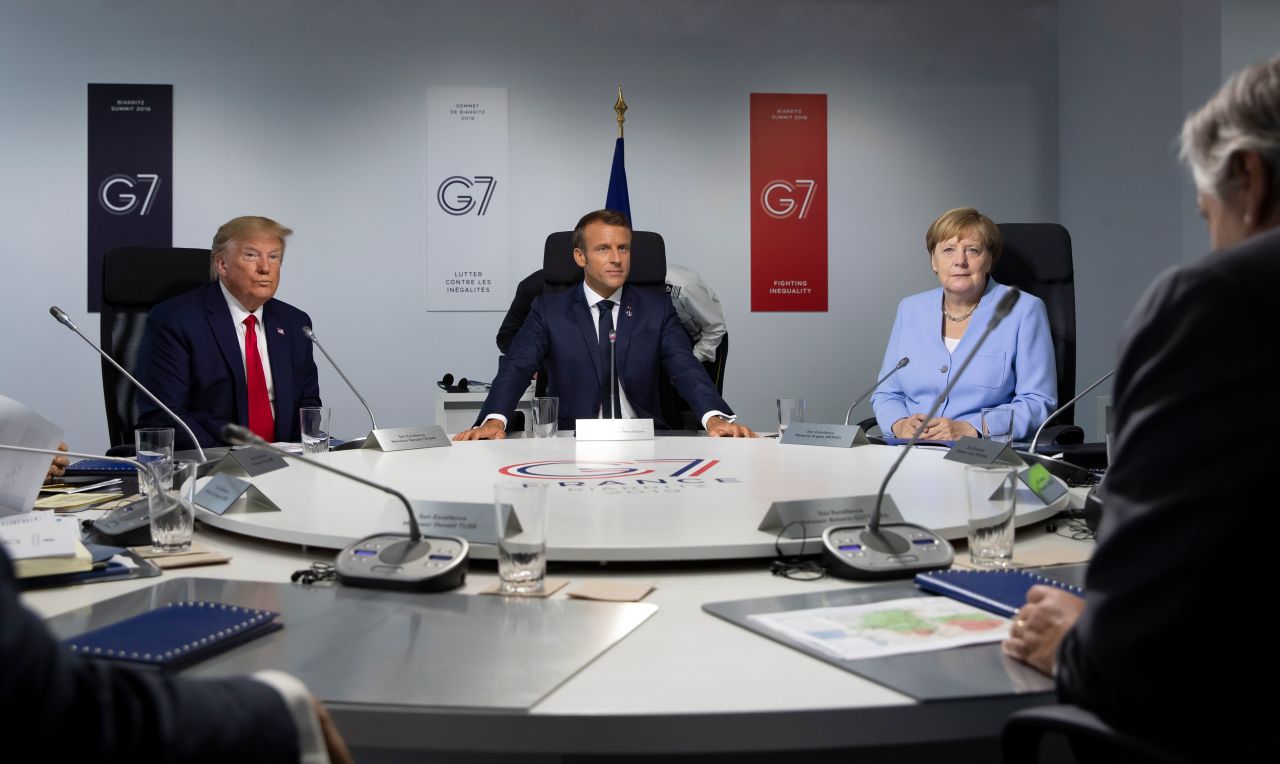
[614,85,627,138]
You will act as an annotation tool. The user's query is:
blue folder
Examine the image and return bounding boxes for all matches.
[914,568,1083,618]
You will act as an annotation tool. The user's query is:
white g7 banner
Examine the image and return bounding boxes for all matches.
[426,87,509,311]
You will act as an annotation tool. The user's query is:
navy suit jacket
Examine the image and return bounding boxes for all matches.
[0,545,298,761]
[136,282,321,449]
[480,284,731,430]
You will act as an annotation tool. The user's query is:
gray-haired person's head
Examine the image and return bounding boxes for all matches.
[1180,55,1280,197]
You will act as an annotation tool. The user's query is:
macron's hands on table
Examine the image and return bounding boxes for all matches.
[452,419,508,441]
[706,416,757,438]
[452,416,758,440]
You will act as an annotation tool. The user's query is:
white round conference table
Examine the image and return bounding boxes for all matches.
[194,436,1067,561]
[29,436,1087,761]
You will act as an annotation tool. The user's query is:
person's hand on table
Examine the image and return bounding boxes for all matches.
[452,419,507,442]
[706,416,757,438]
[45,441,70,481]
[919,417,978,440]
[892,415,927,438]
[1001,585,1086,676]
[311,696,353,764]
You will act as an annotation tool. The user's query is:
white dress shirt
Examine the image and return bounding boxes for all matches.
[219,281,276,418]
[584,284,638,419]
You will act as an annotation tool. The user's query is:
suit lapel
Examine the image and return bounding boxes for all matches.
[571,286,604,385]
[263,301,293,441]
[205,284,249,424]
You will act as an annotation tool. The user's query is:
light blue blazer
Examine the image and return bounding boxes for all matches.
[870,279,1056,441]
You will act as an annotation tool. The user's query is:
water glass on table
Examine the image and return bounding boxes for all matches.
[531,397,559,438]
[777,398,805,435]
[494,482,548,594]
[150,459,196,553]
[300,406,331,455]
[965,465,1017,568]
[134,427,174,495]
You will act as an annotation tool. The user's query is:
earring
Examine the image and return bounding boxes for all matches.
[1244,214,1253,226]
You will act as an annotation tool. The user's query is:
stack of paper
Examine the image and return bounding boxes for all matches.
[0,513,92,577]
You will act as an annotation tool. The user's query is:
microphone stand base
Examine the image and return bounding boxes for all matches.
[822,522,954,581]
[336,533,469,592]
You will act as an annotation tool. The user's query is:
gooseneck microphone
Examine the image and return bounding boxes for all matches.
[870,288,1022,529]
[302,325,379,431]
[608,330,619,419]
[844,357,910,426]
[1027,368,1116,456]
[49,306,207,463]
[220,424,467,592]
[222,424,417,540]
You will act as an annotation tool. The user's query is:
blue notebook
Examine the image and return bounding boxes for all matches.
[63,601,282,671]
[64,459,136,475]
[914,569,1083,618]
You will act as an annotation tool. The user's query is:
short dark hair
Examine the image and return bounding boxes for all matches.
[572,209,632,252]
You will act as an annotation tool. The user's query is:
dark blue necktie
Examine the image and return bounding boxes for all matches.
[597,299,619,418]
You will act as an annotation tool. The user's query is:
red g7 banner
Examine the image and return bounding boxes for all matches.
[750,93,827,312]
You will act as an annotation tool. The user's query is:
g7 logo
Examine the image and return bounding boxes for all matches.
[437,175,497,216]
[98,173,161,216]
[760,179,817,220]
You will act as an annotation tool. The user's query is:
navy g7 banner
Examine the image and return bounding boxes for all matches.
[87,83,172,312]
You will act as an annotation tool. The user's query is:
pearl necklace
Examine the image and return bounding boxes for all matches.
[942,300,976,323]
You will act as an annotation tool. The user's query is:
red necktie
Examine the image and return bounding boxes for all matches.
[243,315,275,442]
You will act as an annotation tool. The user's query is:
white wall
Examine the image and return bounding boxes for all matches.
[8,1,1267,452]
[1057,0,1225,437]
[1222,0,1280,75]
[0,0,1060,450]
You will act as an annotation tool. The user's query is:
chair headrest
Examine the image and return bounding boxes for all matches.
[102,247,212,307]
[542,230,667,287]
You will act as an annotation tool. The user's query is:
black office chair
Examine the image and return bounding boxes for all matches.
[1003,705,1190,763]
[993,223,1077,432]
[99,246,210,452]
[854,223,1081,444]
[541,230,667,295]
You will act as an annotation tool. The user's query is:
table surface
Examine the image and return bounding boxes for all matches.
[193,437,1069,561]
[23,496,1095,756]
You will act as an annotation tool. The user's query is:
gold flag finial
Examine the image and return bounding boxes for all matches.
[614,85,627,138]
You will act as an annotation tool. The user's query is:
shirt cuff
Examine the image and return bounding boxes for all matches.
[253,670,329,764]
[482,414,508,428]
[700,411,735,429]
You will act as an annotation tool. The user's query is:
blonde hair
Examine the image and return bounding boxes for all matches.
[925,207,1002,265]
[209,216,293,279]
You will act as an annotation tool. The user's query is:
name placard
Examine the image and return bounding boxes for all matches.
[193,473,280,515]
[779,422,870,448]
[364,426,451,452]
[575,418,655,441]
[207,447,289,478]
[389,500,500,544]
[759,495,905,538]
[944,436,1025,468]
[194,473,250,515]
[1018,463,1069,504]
